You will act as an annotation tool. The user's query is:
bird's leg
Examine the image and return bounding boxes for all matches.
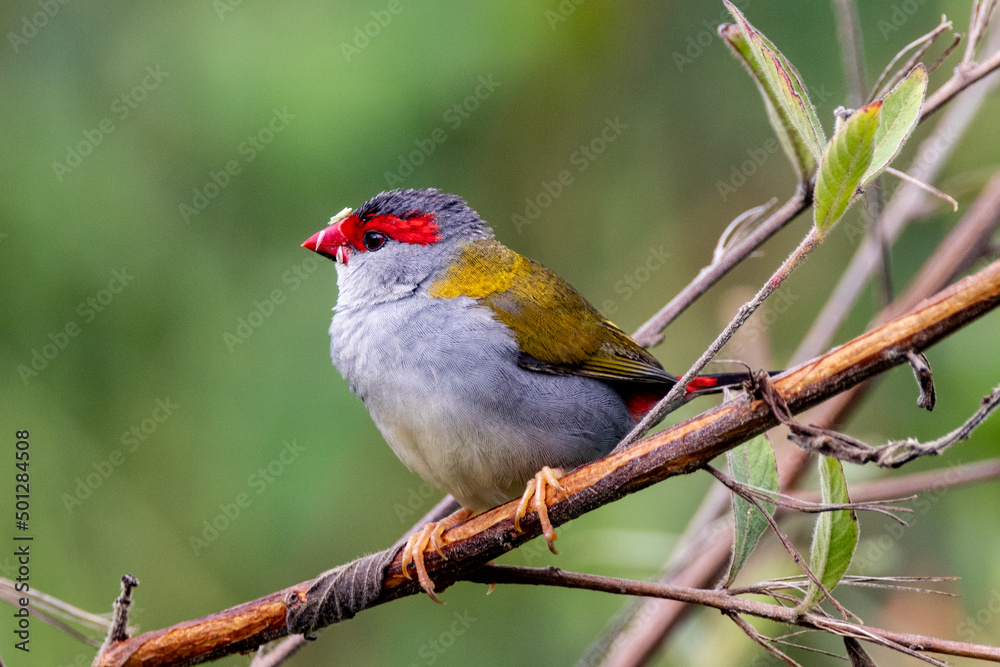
[401,507,474,603]
[514,466,568,554]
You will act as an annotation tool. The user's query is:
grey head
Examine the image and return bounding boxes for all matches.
[306,188,494,307]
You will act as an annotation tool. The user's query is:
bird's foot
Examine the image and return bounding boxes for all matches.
[401,508,474,603]
[514,466,568,554]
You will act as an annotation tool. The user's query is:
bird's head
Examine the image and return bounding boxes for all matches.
[303,189,493,305]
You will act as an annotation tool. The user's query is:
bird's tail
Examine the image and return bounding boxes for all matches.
[681,370,771,396]
[619,370,777,421]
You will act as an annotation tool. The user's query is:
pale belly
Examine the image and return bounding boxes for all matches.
[329,295,633,511]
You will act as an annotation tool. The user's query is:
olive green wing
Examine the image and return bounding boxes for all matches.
[429,239,674,384]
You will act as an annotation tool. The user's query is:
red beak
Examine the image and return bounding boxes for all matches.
[303,220,350,265]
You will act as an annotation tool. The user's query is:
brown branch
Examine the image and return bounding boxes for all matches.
[796,162,1000,435]
[923,37,1000,118]
[90,259,1000,667]
[463,565,1000,663]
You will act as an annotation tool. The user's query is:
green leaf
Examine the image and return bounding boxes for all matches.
[721,2,826,181]
[862,64,928,186]
[813,100,882,233]
[725,434,779,587]
[799,455,859,613]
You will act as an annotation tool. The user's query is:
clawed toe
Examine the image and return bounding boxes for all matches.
[513,466,567,554]
[400,508,474,602]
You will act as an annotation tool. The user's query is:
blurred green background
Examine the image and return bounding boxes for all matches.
[2,1,1000,665]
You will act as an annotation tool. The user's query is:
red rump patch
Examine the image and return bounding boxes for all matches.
[622,387,668,420]
[683,376,719,393]
[621,378,719,419]
[340,212,440,251]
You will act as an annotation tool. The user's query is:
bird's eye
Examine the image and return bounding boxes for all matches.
[363,230,387,251]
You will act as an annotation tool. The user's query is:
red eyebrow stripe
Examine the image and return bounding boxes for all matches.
[383,213,440,245]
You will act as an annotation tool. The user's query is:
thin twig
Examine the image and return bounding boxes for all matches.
[877,383,1000,466]
[731,575,959,599]
[885,167,958,210]
[964,0,999,63]
[464,565,998,663]
[796,457,1000,504]
[869,15,954,103]
[619,228,823,451]
[98,575,138,656]
[250,635,308,667]
[706,465,912,523]
[712,198,778,263]
[831,0,867,107]
[704,465,854,620]
[0,578,111,636]
[630,187,810,348]
[879,23,952,103]
[927,33,965,75]
[922,36,1000,118]
[726,611,802,666]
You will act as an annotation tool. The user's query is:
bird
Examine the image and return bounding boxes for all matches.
[302,188,756,601]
